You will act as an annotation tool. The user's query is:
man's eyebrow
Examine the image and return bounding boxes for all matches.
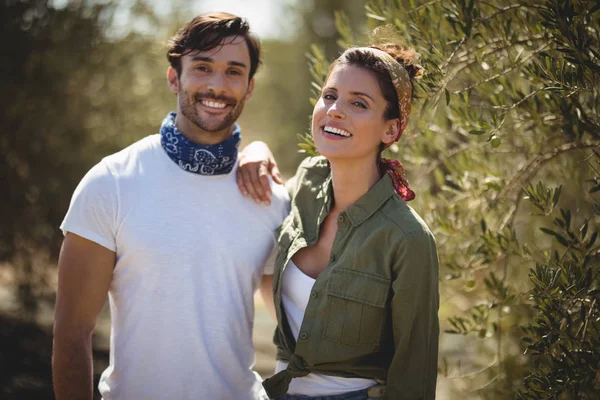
[190,56,247,69]
[191,56,213,62]
[228,61,247,68]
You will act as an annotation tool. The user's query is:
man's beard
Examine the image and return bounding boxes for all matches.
[178,90,246,133]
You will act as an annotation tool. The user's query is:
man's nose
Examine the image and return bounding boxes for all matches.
[206,72,227,93]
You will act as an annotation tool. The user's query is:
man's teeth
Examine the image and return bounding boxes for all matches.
[201,100,227,109]
[323,126,351,137]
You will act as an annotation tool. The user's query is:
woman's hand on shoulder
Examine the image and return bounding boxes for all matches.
[237,141,283,206]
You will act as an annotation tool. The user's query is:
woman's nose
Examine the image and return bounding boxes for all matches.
[326,101,345,119]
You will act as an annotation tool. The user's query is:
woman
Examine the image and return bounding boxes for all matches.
[241,40,439,400]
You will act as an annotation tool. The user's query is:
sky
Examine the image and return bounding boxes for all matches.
[48,0,303,40]
[179,0,299,39]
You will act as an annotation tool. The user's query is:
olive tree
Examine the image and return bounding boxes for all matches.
[302,0,600,398]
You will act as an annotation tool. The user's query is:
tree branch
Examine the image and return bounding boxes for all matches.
[408,0,443,14]
[454,43,550,94]
[454,35,546,68]
[423,141,485,176]
[478,4,523,25]
[497,141,600,230]
[441,36,468,71]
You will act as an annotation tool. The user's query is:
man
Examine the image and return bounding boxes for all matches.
[52,12,288,400]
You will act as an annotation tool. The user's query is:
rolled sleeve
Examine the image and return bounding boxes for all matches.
[60,161,118,252]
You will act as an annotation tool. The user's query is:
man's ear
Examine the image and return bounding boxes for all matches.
[381,119,401,145]
[244,78,255,101]
[167,67,179,94]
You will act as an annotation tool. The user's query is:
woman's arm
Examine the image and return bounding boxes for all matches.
[236,141,283,205]
[387,230,440,400]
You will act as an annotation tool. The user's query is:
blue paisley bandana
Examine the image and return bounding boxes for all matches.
[160,112,241,175]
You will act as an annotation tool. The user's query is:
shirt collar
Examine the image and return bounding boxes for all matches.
[320,172,398,227]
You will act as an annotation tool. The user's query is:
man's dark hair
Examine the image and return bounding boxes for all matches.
[167,12,261,80]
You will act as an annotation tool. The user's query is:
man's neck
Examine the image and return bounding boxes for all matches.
[174,115,234,146]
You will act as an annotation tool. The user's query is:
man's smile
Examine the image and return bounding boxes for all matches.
[200,99,228,109]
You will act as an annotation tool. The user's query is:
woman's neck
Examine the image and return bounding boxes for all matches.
[329,156,381,212]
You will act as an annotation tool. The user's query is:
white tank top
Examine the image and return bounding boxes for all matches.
[275,260,377,395]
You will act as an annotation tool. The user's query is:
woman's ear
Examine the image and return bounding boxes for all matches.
[381,119,401,145]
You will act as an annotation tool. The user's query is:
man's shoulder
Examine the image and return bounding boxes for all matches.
[260,180,290,222]
[271,180,290,205]
[101,134,160,174]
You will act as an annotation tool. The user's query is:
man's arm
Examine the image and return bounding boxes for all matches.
[52,233,115,400]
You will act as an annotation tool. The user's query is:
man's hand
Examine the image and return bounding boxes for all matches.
[237,141,283,206]
[53,233,115,400]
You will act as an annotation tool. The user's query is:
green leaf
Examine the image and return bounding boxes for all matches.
[555,235,569,247]
[552,186,562,207]
[445,89,450,105]
[589,185,600,193]
[561,209,571,229]
[540,227,569,247]
[586,231,598,249]
[469,130,487,135]
[581,222,588,240]
[366,12,386,21]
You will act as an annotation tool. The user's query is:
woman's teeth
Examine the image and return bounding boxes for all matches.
[201,100,227,109]
[323,126,351,137]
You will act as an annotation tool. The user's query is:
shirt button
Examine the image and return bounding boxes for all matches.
[299,332,308,340]
[310,291,318,299]
[338,215,345,223]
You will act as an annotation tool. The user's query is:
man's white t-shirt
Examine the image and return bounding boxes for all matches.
[61,134,289,400]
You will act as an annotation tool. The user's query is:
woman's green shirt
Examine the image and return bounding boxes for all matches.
[264,156,440,400]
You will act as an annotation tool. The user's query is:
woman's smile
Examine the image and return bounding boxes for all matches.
[322,124,353,139]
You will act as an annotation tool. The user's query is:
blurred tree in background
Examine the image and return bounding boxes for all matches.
[1,0,174,316]
[303,0,599,398]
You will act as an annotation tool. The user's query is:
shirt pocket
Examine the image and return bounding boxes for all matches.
[323,268,391,347]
